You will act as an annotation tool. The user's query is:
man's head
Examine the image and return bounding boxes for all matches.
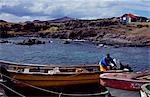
[106,53,110,58]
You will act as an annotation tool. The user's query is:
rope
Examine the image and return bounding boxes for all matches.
[61,91,109,96]
[0,82,25,97]
[21,82,109,96]
[59,92,62,97]
[0,73,109,96]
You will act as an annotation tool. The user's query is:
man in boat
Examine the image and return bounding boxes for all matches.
[99,54,116,72]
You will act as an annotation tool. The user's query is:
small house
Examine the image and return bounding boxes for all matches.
[120,13,138,23]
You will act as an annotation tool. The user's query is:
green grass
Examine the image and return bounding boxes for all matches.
[40,26,58,33]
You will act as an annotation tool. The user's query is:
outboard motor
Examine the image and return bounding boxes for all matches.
[120,63,133,72]
[113,59,133,72]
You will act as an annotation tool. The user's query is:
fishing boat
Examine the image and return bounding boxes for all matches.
[0,63,100,88]
[0,60,110,96]
[140,83,150,97]
[100,71,150,97]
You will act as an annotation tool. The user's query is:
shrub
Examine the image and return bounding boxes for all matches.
[128,29,132,31]
[145,25,149,28]
[137,24,143,28]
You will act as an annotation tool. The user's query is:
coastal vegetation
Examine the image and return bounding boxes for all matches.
[0,16,150,47]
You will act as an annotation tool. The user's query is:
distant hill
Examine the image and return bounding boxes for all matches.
[48,16,77,23]
[0,20,7,23]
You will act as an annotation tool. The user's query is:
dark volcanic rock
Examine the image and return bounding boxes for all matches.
[16,38,45,45]
[0,17,150,47]
[0,40,10,43]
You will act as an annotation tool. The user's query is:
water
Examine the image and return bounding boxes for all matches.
[0,37,149,71]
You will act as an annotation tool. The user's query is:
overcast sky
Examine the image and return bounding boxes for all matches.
[0,0,150,22]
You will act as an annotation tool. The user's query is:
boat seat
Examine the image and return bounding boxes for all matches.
[75,68,89,73]
[136,75,150,80]
[23,68,29,73]
[48,67,60,75]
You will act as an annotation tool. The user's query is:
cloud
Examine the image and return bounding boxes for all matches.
[0,0,149,22]
[117,0,150,13]
[0,13,49,22]
[0,0,21,7]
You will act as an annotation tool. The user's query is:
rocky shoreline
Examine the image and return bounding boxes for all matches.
[0,18,150,47]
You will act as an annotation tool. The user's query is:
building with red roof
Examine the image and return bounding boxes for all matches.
[120,13,149,23]
[120,13,138,23]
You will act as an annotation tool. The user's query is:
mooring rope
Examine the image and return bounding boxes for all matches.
[0,73,109,97]
[0,82,25,97]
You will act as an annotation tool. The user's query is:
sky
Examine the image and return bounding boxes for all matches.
[0,0,150,22]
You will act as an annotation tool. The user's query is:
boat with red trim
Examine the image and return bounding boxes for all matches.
[100,71,150,97]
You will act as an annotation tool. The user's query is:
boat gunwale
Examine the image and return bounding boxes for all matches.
[100,77,150,83]
[0,60,99,67]
[8,69,100,74]
[100,73,150,83]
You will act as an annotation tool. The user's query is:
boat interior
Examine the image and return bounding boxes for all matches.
[100,71,150,82]
[1,63,101,75]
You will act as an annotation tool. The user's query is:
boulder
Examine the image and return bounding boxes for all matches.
[16,38,45,45]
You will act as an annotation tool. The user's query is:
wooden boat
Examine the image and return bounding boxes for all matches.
[0,60,111,96]
[0,60,104,88]
[1,66,100,88]
[100,71,150,97]
[140,83,150,97]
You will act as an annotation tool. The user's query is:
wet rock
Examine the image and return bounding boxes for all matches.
[16,38,45,45]
[0,40,11,43]
[63,39,71,44]
[63,41,70,44]
[0,40,9,43]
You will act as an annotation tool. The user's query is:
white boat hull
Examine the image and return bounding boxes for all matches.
[140,90,150,97]
[140,84,150,97]
[107,87,140,97]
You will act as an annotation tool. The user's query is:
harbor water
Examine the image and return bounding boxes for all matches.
[0,37,149,71]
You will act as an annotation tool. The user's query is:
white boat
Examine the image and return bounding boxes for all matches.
[140,84,150,97]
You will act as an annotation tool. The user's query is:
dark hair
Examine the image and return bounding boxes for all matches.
[106,53,110,58]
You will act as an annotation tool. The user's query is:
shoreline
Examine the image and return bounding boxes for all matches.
[0,36,150,47]
[1,19,150,47]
